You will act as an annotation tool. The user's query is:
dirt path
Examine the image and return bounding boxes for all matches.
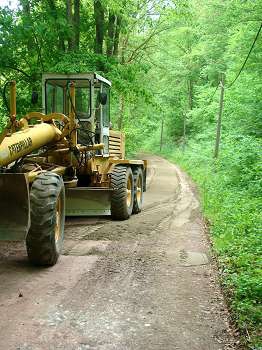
[0,155,236,350]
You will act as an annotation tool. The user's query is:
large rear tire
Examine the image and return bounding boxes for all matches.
[132,167,144,214]
[111,166,134,220]
[26,172,65,266]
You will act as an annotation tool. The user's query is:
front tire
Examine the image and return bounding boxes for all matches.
[26,172,65,266]
[111,166,134,220]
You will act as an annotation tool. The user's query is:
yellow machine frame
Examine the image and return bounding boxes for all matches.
[0,73,147,266]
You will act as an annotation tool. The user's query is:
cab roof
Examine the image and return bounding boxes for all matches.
[42,72,111,87]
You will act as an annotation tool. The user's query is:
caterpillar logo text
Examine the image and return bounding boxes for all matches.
[8,137,33,156]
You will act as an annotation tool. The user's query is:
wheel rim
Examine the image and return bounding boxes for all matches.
[55,195,62,243]
[136,174,142,204]
[126,175,132,208]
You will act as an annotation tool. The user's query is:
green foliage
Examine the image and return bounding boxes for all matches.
[0,104,7,131]
[140,3,262,346]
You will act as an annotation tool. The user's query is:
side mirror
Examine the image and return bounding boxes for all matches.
[99,92,107,105]
[31,91,38,105]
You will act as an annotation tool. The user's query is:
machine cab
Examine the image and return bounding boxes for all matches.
[42,73,111,155]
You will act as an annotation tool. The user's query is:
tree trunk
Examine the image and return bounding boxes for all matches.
[187,79,193,110]
[46,0,65,51]
[214,74,225,159]
[118,95,125,130]
[74,0,80,50]
[67,0,74,51]
[182,112,186,151]
[94,0,104,54]
[21,0,34,52]
[160,119,164,151]
[21,0,30,15]
[113,16,121,57]
[107,12,116,56]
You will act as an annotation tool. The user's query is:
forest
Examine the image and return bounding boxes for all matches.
[0,0,261,348]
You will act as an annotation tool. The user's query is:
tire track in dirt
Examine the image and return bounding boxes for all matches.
[0,155,237,350]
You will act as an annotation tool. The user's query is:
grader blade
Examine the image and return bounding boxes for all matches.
[0,174,30,240]
[65,187,113,216]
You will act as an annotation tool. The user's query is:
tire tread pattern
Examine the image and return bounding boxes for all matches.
[111,166,134,220]
[26,172,65,266]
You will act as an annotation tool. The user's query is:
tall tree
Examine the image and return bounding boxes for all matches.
[94,0,104,54]
[46,0,66,51]
[66,0,74,50]
[74,0,80,50]
[107,12,117,56]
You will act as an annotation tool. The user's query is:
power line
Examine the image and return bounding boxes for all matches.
[227,22,262,88]
[203,22,262,109]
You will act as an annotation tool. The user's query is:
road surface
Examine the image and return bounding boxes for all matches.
[0,155,236,350]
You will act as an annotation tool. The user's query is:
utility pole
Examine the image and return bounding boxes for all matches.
[214,74,225,158]
[160,119,164,151]
[182,113,186,152]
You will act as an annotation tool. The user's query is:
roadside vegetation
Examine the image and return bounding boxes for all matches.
[0,0,261,347]
[141,2,262,345]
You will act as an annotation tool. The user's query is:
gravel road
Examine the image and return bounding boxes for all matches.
[0,155,236,350]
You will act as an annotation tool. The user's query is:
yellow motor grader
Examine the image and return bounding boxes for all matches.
[0,73,146,266]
